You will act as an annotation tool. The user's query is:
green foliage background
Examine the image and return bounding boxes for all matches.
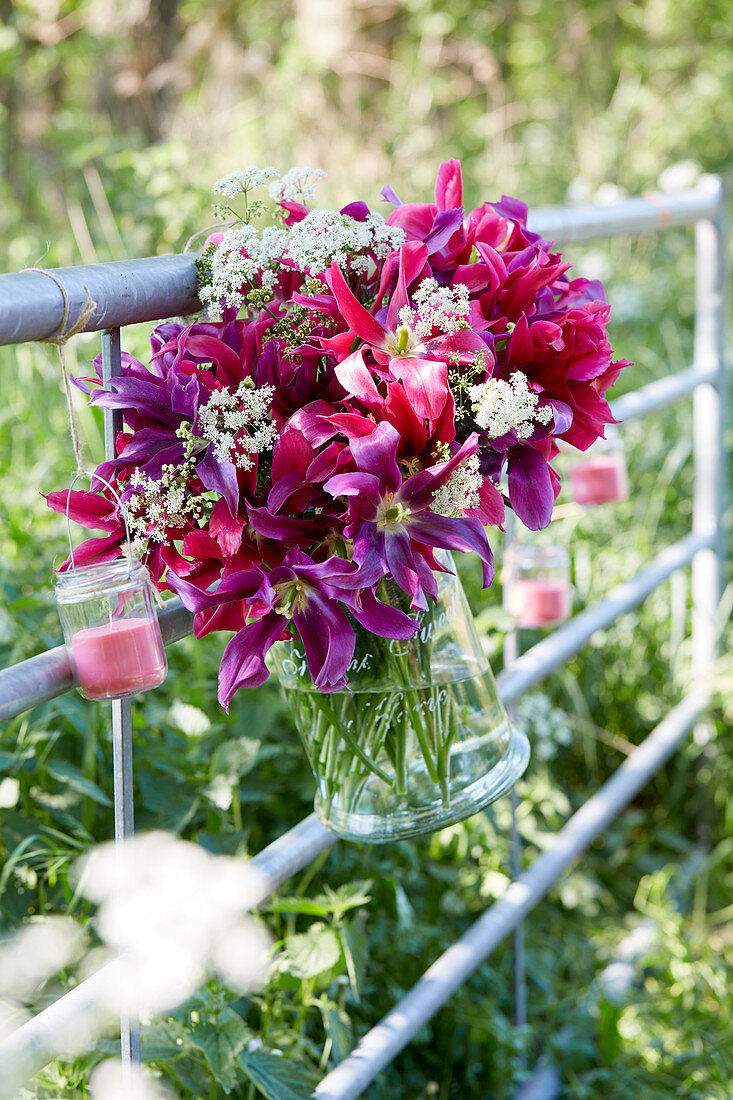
[1,2,732,1098]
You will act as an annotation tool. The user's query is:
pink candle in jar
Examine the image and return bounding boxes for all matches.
[569,455,628,506]
[71,617,167,699]
[507,578,571,628]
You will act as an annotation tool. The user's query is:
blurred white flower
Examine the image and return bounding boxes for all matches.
[0,917,84,1000]
[593,182,628,206]
[212,920,272,992]
[205,774,234,811]
[515,692,573,762]
[168,701,211,738]
[0,777,19,808]
[0,835,271,1091]
[90,1058,175,1100]
[657,160,701,193]
[77,833,270,1014]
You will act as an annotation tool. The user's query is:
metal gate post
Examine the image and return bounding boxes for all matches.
[691,178,727,756]
[502,513,527,1035]
[101,327,141,1070]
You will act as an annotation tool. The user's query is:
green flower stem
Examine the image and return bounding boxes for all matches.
[278,585,473,815]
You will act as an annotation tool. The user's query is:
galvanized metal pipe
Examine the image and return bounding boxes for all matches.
[247,813,336,904]
[691,189,728,753]
[0,958,127,1094]
[0,255,199,345]
[501,511,527,1034]
[313,692,706,1100]
[100,326,140,1070]
[610,364,717,423]
[529,177,722,243]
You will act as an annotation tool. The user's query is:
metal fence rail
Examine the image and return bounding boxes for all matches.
[0,175,727,1096]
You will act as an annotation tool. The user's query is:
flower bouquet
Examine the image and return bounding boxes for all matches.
[46,161,628,841]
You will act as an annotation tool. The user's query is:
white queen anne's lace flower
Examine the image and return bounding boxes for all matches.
[197,381,278,468]
[269,167,327,203]
[124,468,195,548]
[469,371,553,439]
[399,278,471,338]
[286,209,405,273]
[431,453,482,517]
[213,166,280,198]
[199,204,406,317]
[198,224,288,318]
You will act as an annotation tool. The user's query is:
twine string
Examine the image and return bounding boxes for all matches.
[182,221,230,253]
[22,267,98,476]
[65,469,134,577]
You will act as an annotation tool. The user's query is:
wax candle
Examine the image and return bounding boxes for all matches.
[506,578,571,628]
[71,616,167,699]
[569,454,628,506]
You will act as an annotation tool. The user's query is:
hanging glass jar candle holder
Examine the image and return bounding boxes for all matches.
[503,544,572,629]
[568,428,628,507]
[55,473,167,700]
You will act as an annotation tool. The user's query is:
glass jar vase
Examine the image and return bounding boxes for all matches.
[56,559,167,700]
[268,561,529,842]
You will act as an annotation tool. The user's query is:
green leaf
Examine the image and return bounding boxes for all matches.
[46,760,111,806]
[319,999,353,1063]
[281,923,342,979]
[268,881,371,919]
[137,771,199,832]
[168,1055,215,1098]
[189,1008,249,1093]
[241,1050,321,1100]
[140,1017,191,1062]
[597,997,623,1066]
[267,896,343,917]
[339,923,368,1001]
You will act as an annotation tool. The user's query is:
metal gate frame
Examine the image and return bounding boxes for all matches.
[0,176,727,1098]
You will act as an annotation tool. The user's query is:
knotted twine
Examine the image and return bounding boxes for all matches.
[22,267,97,475]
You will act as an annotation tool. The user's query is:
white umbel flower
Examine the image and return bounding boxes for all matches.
[269,167,327,203]
[286,209,405,273]
[198,224,288,317]
[197,381,278,468]
[124,469,194,545]
[199,207,405,317]
[398,278,471,338]
[213,167,280,198]
[469,371,553,440]
[431,453,483,517]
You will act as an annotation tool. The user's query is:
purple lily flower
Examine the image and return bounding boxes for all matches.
[325,422,495,610]
[166,548,418,707]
